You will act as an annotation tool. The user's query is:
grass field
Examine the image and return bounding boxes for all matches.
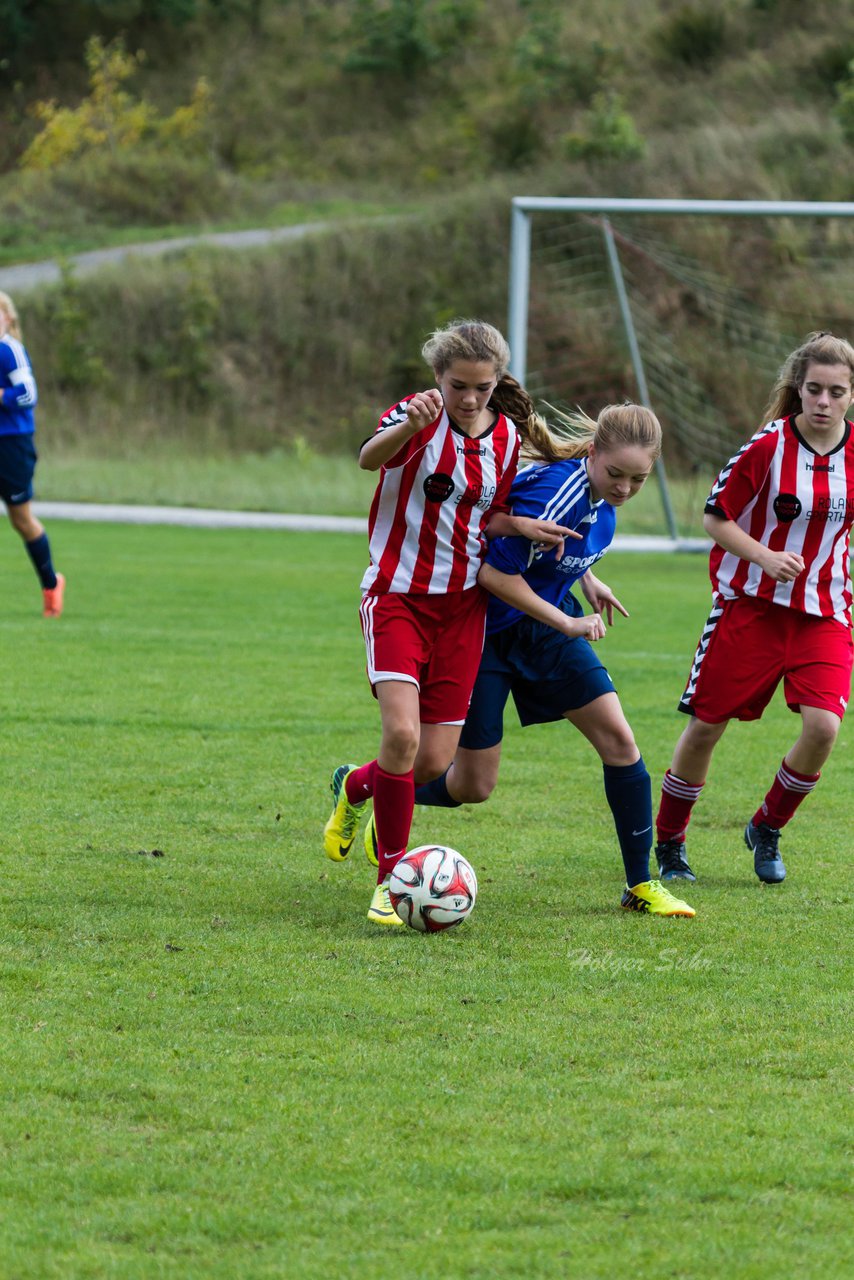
[0,522,850,1279]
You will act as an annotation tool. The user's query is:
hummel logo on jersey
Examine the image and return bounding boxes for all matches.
[806,461,833,472]
[457,444,487,455]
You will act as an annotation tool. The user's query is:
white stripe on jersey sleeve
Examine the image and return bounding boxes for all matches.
[379,400,411,431]
[540,468,588,524]
[707,421,777,507]
[3,336,37,407]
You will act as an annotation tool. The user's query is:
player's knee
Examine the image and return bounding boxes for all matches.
[453,773,496,804]
[414,749,453,784]
[598,727,639,766]
[685,717,725,751]
[11,512,39,540]
[381,722,420,766]
[803,716,839,756]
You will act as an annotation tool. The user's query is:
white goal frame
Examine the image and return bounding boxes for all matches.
[508,197,854,540]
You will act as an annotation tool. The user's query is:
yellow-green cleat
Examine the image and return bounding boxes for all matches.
[621,878,696,918]
[364,810,379,867]
[367,878,404,927]
[323,764,369,862]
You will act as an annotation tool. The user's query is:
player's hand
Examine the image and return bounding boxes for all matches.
[512,516,582,560]
[580,572,630,626]
[567,612,606,642]
[759,549,806,582]
[405,389,444,432]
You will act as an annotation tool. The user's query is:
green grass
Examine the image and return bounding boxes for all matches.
[37,444,379,519]
[36,446,712,538]
[0,524,850,1278]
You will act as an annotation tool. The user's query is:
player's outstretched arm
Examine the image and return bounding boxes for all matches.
[478,563,606,641]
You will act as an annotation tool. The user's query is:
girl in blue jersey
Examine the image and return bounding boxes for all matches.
[408,402,695,917]
[0,292,64,617]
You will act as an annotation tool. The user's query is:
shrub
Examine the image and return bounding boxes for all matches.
[564,91,645,162]
[41,268,109,393]
[811,39,854,90]
[486,102,544,170]
[53,151,230,223]
[654,5,728,70]
[836,60,854,146]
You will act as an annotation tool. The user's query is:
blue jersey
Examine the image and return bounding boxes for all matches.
[483,456,616,634]
[0,334,37,438]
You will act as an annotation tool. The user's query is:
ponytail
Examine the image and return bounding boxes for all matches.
[492,389,662,465]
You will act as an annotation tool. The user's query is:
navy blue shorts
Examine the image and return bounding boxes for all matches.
[0,434,37,505]
[459,593,617,750]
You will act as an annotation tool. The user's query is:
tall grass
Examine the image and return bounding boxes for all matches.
[23,198,513,456]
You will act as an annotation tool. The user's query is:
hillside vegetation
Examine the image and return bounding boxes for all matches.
[1,0,853,469]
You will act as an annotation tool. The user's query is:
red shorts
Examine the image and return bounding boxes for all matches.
[359,587,487,725]
[679,595,853,723]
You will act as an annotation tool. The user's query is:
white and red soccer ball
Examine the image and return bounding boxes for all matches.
[388,844,477,932]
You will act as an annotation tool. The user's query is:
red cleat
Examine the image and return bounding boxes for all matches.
[42,572,65,618]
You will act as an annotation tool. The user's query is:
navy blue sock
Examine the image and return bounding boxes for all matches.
[414,770,462,808]
[25,533,57,589]
[603,757,652,889]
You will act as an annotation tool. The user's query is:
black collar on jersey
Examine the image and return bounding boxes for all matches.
[447,411,499,439]
[788,412,851,458]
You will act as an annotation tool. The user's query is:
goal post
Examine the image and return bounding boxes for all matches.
[508,196,854,541]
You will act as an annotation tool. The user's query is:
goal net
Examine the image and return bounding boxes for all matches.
[508,198,854,538]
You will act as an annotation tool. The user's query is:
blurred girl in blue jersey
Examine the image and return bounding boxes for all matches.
[0,292,65,617]
[405,401,696,917]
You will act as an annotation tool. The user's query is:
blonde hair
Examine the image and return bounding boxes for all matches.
[0,292,22,341]
[521,401,663,464]
[763,331,854,424]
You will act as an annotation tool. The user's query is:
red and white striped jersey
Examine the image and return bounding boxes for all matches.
[706,415,854,627]
[360,396,520,596]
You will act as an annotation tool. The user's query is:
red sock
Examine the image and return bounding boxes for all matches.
[344,760,377,804]
[752,758,820,830]
[656,769,705,842]
[374,766,414,883]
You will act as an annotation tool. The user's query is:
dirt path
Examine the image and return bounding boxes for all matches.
[0,223,329,293]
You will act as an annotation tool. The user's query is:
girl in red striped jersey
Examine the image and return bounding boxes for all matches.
[322,318,579,925]
[655,331,854,886]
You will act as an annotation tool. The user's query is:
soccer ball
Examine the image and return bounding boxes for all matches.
[388,844,478,932]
